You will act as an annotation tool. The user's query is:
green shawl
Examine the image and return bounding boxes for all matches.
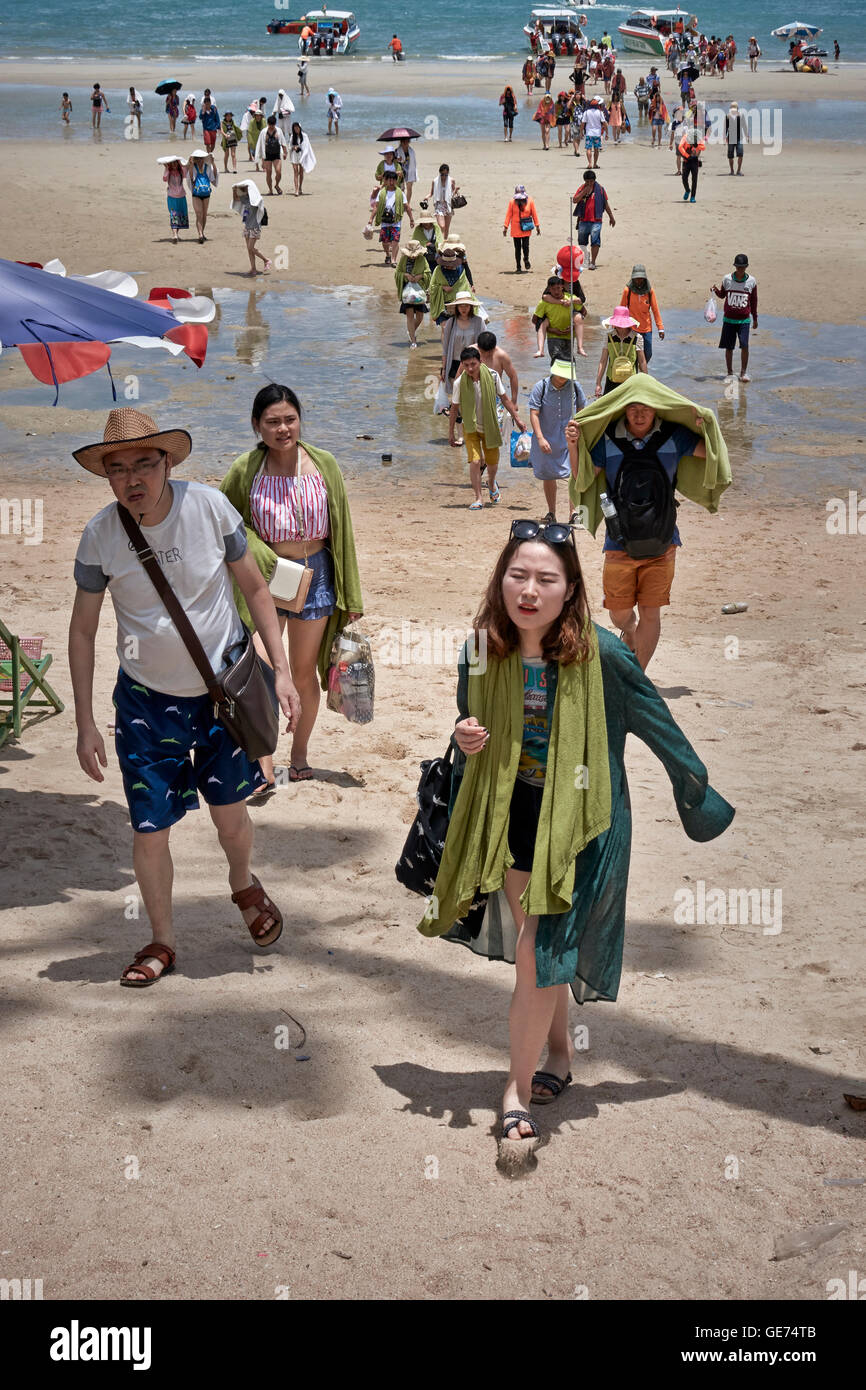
[419,633,612,936]
[374,187,405,227]
[220,442,364,690]
[458,365,501,448]
[394,252,431,304]
[428,266,470,323]
[247,114,266,148]
[568,375,732,534]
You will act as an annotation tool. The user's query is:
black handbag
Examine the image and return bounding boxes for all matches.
[395,743,487,932]
[117,505,280,762]
[451,193,468,209]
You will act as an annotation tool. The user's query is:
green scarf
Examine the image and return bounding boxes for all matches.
[220,441,364,690]
[394,253,431,303]
[375,187,405,226]
[428,266,470,323]
[458,365,502,448]
[419,634,612,937]
[568,374,732,533]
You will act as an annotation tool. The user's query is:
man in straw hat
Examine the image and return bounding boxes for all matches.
[68,409,301,987]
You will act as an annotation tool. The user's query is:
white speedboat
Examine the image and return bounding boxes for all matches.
[618,9,698,58]
[524,7,589,55]
[267,10,360,54]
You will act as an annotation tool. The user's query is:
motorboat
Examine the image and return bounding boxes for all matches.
[618,9,698,59]
[524,7,590,55]
[267,10,360,54]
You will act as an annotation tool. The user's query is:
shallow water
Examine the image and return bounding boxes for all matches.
[1,284,862,506]
[2,83,864,146]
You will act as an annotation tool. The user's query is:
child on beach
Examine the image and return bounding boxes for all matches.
[60,93,72,124]
[417,517,734,1151]
[231,180,271,276]
[182,94,196,139]
[712,253,758,382]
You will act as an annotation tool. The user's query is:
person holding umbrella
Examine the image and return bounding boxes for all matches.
[391,132,420,205]
[156,80,182,134]
[158,154,189,244]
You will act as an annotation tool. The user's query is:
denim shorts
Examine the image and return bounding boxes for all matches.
[577,219,602,247]
[285,546,337,621]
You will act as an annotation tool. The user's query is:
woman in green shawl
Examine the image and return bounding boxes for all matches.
[394,238,432,350]
[221,384,363,793]
[418,521,734,1145]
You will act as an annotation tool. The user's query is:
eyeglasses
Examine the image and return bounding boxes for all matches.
[105,452,166,481]
[510,519,575,546]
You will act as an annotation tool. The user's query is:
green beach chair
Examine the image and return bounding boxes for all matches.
[0,620,65,748]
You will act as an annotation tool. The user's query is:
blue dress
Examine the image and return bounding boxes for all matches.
[442,625,735,1003]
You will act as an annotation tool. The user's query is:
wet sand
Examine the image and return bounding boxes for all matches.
[1,57,865,1301]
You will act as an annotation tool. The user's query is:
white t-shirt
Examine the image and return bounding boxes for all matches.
[451,367,506,424]
[581,107,606,139]
[74,480,248,698]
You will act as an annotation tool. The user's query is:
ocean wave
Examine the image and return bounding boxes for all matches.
[438,54,512,61]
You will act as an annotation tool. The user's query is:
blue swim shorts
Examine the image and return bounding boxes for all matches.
[584,135,602,151]
[577,219,602,247]
[113,668,266,833]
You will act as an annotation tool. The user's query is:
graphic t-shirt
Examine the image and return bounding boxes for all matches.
[74,480,247,697]
[719,273,758,323]
[517,659,549,784]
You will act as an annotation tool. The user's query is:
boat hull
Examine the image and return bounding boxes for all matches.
[617,25,667,58]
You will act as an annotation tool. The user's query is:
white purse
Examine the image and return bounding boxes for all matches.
[264,453,314,613]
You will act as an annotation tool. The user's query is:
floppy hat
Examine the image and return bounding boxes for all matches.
[602,306,639,330]
[156,154,189,166]
[550,359,578,380]
[415,212,436,225]
[514,184,527,197]
[189,148,209,159]
[73,409,192,477]
[446,290,481,313]
[378,145,396,155]
[439,247,460,260]
[400,239,425,258]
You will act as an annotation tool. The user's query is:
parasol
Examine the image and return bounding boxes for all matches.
[770,22,822,40]
[155,80,184,95]
[377,126,422,141]
[0,258,214,403]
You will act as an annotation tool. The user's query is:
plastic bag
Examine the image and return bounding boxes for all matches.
[401,282,427,305]
[326,626,374,725]
[704,293,717,324]
[433,379,451,416]
[510,429,532,467]
[363,223,375,241]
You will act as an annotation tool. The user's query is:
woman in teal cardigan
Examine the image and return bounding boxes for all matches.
[417,521,734,1148]
[221,383,363,791]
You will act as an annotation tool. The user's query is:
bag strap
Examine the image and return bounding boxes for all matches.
[116,504,223,705]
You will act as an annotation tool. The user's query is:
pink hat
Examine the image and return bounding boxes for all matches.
[602,305,640,331]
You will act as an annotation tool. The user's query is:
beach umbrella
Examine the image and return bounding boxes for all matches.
[770,22,822,40]
[155,79,183,95]
[377,126,422,141]
[0,258,214,404]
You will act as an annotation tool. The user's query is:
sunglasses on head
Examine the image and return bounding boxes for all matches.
[510,519,574,546]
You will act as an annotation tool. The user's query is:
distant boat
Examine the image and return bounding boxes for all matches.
[618,9,698,59]
[524,7,590,55]
[267,10,360,55]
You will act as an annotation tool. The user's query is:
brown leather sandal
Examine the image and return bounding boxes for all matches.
[231,874,284,948]
[120,942,176,988]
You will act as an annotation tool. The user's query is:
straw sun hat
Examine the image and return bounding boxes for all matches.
[72,409,192,477]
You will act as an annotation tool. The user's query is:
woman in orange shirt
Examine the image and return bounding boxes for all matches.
[619,263,664,364]
[502,184,540,274]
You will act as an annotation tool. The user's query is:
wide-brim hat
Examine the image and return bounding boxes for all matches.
[189,149,209,160]
[73,409,192,477]
[400,239,424,258]
[438,247,461,261]
[550,359,578,380]
[602,306,639,330]
[415,212,436,226]
[446,291,481,313]
[378,145,396,155]
[157,154,189,166]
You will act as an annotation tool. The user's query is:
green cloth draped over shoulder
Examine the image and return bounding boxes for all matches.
[458,366,502,449]
[418,630,612,937]
[220,442,364,690]
[247,114,266,147]
[568,375,732,535]
[221,121,243,149]
[374,186,406,226]
[428,266,470,323]
[394,252,431,305]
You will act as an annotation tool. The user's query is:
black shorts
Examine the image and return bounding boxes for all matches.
[508,777,544,872]
[719,320,750,350]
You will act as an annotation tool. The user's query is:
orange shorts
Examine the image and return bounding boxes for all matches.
[602,545,677,610]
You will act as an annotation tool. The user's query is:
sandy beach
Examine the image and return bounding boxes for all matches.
[1,52,864,1303]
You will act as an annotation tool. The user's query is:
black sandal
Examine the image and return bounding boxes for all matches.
[530,1070,572,1106]
[501,1109,540,1140]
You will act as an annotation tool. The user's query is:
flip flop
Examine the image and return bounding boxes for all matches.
[488,482,501,504]
[289,764,314,782]
[501,1109,540,1140]
[530,1070,572,1105]
[120,942,175,989]
[247,780,277,805]
[468,501,483,511]
[231,874,283,948]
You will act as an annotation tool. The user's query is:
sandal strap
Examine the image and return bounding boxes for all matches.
[132,943,175,969]
[532,1070,569,1097]
[231,882,265,911]
[502,1109,540,1139]
[122,961,157,982]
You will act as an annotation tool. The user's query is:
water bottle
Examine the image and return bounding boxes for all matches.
[599,491,623,544]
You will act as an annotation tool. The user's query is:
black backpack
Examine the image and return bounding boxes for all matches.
[264,131,281,161]
[607,420,679,558]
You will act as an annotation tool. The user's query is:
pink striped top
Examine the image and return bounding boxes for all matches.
[251,466,330,543]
